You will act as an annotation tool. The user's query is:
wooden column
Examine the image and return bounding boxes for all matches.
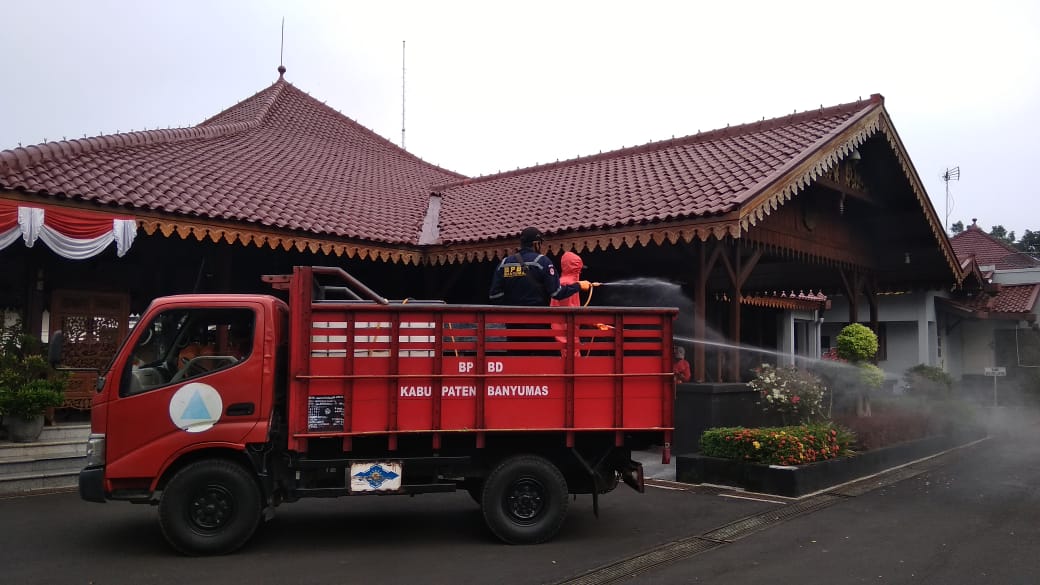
[866,278,880,333]
[693,241,722,383]
[693,242,707,382]
[838,268,862,324]
[24,247,44,339]
[717,241,762,382]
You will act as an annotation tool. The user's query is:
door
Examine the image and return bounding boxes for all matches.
[104,303,265,483]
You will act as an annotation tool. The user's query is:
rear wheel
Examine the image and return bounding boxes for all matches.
[158,460,262,556]
[481,455,568,544]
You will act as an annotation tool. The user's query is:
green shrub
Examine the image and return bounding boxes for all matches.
[0,323,68,420]
[836,323,878,362]
[858,363,885,390]
[0,379,65,419]
[700,424,855,466]
[902,364,953,399]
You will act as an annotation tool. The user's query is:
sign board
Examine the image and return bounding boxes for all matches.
[984,367,1007,377]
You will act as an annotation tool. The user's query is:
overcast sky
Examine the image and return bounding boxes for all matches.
[3,0,1039,237]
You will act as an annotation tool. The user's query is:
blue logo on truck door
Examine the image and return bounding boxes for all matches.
[169,382,223,433]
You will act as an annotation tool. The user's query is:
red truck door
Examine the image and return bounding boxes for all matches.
[104,303,267,484]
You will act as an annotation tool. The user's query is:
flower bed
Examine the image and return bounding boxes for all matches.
[676,431,985,497]
[699,424,854,466]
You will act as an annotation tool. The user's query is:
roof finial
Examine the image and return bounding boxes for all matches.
[277,17,287,78]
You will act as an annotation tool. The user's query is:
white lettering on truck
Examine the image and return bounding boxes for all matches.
[399,385,478,398]
[485,385,549,397]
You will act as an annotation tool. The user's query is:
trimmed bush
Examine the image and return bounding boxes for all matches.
[836,323,878,362]
[700,424,854,466]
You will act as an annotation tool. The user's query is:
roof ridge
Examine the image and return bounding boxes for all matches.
[0,79,289,176]
[431,94,882,191]
[197,79,285,126]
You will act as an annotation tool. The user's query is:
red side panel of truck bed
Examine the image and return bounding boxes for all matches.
[285,267,675,450]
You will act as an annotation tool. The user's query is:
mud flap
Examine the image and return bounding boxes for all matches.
[620,460,645,493]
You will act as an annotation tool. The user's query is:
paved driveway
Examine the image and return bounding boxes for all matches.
[2,418,1037,584]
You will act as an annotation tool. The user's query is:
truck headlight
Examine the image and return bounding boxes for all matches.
[84,433,106,467]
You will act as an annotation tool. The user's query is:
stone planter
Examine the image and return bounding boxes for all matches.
[5,414,46,443]
[676,430,986,497]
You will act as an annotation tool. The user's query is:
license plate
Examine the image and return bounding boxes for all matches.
[349,461,403,492]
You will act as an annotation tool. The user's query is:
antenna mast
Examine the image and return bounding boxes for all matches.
[277,17,286,78]
[401,40,406,149]
[942,166,960,232]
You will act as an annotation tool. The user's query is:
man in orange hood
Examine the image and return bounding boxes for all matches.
[551,251,589,356]
[550,251,586,309]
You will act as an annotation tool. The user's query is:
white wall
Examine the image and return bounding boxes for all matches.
[992,267,1040,285]
[881,322,921,380]
[961,319,995,375]
[822,291,942,373]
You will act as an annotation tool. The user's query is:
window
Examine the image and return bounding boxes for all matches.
[122,308,254,396]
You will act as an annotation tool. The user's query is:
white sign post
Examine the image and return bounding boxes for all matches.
[984,367,1006,406]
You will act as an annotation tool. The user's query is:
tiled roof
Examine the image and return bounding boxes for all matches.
[434,96,883,247]
[0,77,463,245]
[945,283,1040,318]
[950,223,1040,270]
[1,82,957,276]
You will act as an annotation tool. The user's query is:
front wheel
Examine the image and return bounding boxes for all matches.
[158,460,262,556]
[481,455,568,544]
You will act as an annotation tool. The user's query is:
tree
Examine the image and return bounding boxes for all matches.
[950,221,964,235]
[988,225,1015,244]
[1016,230,1040,256]
[835,324,883,417]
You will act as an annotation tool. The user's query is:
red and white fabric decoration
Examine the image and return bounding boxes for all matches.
[0,200,137,259]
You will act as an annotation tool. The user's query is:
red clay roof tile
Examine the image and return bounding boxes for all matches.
[949,283,1040,316]
[950,223,1040,270]
[434,97,879,245]
[0,79,463,245]
[2,81,886,251]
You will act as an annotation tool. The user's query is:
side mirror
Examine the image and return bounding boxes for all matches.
[48,330,64,368]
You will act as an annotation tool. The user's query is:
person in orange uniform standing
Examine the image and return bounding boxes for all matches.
[551,251,589,356]
[673,345,691,384]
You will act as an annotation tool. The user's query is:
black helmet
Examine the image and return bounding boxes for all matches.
[519,227,544,245]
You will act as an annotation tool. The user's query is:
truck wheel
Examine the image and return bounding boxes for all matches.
[481,455,568,544]
[158,460,262,556]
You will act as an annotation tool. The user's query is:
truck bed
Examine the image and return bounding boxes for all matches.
[285,272,676,452]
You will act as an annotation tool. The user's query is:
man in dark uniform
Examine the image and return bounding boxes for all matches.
[489,227,590,305]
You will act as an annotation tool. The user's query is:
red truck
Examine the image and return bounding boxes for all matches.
[68,266,675,555]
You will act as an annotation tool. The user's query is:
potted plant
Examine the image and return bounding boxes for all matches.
[0,324,68,443]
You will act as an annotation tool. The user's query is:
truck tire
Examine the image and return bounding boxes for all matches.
[481,455,568,544]
[158,460,262,556]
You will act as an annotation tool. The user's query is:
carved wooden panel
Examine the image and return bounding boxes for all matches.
[50,290,129,410]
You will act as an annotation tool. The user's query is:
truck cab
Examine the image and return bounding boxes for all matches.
[80,295,287,503]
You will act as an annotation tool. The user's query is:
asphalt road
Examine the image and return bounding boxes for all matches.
[1,425,1037,585]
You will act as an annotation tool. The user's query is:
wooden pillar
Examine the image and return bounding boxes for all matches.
[693,241,723,383]
[866,278,879,333]
[717,241,762,382]
[24,247,44,339]
[693,242,708,382]
[728,251,742,382]
[839,268,861,324]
